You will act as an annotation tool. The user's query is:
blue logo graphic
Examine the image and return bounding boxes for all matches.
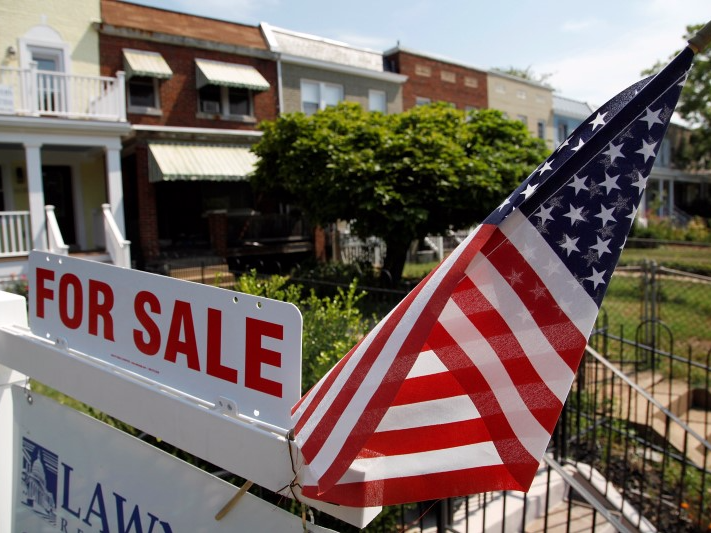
[21,437,58,526]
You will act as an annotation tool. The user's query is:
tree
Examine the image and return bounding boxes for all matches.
[493,66,554,87]
[251,102,548,283]
[645,23,711,169]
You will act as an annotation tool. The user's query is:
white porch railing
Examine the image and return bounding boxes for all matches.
[45,205,69,256]
[0,64,126,121]
[0,211,32,258]
[101,204,131,268]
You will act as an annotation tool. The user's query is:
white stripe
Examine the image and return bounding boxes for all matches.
[500,210,598,335]
[462,254,576,403]
[407,349,447,378]
[302,225,485,480]
[340,441,503,483]
[439,298,552,461]
[376,396,481,432]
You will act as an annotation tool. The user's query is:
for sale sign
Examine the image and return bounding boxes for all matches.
[28,252,302,429]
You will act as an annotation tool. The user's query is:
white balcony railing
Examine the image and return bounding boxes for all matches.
[0,211,32,258]
[0,64,126,121]
[45,205,69,256]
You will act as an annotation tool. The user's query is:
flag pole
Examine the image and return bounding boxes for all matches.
[688,20,711,53]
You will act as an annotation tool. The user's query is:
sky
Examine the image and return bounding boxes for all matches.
[129,0,708,106]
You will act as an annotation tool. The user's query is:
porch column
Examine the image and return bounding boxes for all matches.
[105,145,125,236]
[658,178,664,217]
[24,142,46,251]
[668,177,675,221]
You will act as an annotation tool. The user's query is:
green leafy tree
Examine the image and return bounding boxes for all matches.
[645,23,711,169]
[493,65,554,87]
[251,102,548,283]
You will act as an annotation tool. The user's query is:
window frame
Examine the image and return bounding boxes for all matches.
[300,80,344,116]
[127,76,162,115]
[197,84,256,122]
[368,89,387,113]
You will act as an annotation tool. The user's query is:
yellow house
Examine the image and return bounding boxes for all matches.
[0,0,131,281]
[486,70,554,149]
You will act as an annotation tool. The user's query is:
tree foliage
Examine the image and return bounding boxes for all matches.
[493,66,554,87]
[646,23,711,169]
[251,102,548,282]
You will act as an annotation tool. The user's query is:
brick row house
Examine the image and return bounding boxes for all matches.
[98,0,282,270]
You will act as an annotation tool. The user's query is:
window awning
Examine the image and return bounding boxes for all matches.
[123,49,173,79]
[148,143,258,182]
[195,58,270,91]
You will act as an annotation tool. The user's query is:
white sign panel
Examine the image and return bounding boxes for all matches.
[10,386,335,533]
[28,252,302,429]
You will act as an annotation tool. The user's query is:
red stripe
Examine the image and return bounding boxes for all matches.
[426,321,536,488]
[306,225,498,492]
[451,277,563,433]
[356,417,490,458]
[390,371,469,406]
[293,258,444,436]
[482,228,588,372]
[302,462,539,507]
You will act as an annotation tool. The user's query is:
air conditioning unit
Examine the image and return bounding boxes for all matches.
[202,100,220,114]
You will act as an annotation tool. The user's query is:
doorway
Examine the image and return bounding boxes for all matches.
[42,165,76,246]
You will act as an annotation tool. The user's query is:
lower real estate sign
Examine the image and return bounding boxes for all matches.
[10,385,335,533]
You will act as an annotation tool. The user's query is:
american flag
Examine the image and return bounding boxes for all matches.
[291,47,694,508]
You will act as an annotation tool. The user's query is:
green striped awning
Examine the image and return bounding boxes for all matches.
[195,58,270,91]
[148,143,258,182]
[123,49,173,79]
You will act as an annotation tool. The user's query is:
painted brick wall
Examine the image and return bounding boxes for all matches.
[385,50,488,111]
[100,34,279,128]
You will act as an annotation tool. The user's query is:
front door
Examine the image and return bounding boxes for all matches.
[42,165,76,246]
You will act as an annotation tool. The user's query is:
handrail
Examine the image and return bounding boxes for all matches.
[101,204,131,268]
[585,344,711,453]
[44,205,69,256]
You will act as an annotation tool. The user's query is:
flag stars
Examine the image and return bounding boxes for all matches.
[639,107,664,130]
[543,258,562,277]
[591,236,612,257]
[589,112,607,131]
[571,138,586,152]
[595,204,617,226]
[611,194,630,213]
[636,139,658,162]
[603,142,625,163]
[521,182,539,199]
[563,204,587,226]
[536,205,555,224]
[559,234,580,256]
[507,270,524,286]
[631,171,648,194]
[538,160,554,175]
[568,174,589,195]
[586,268,607,289]
[529,283,547,300]
[497,195,512,212]
[582,248,599,267]
[600,172,621,195]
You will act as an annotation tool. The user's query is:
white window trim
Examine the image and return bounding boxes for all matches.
[18,25,71,73]
[300,79,344,114]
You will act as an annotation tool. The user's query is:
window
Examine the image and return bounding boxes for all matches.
[415,96,431,106]
[128,76,160,109]
[368,90,387,113]
[441,71,456,83]
[495,83,506,94]
[301,80,343,116]
[558,123,569,145]
[464,76,479,88]
[123,49,172,114]
[517,114,528,126]
[198,85,254,118]
[516,90,527,100]
[537,120,546,139]
[415,64,431,77]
